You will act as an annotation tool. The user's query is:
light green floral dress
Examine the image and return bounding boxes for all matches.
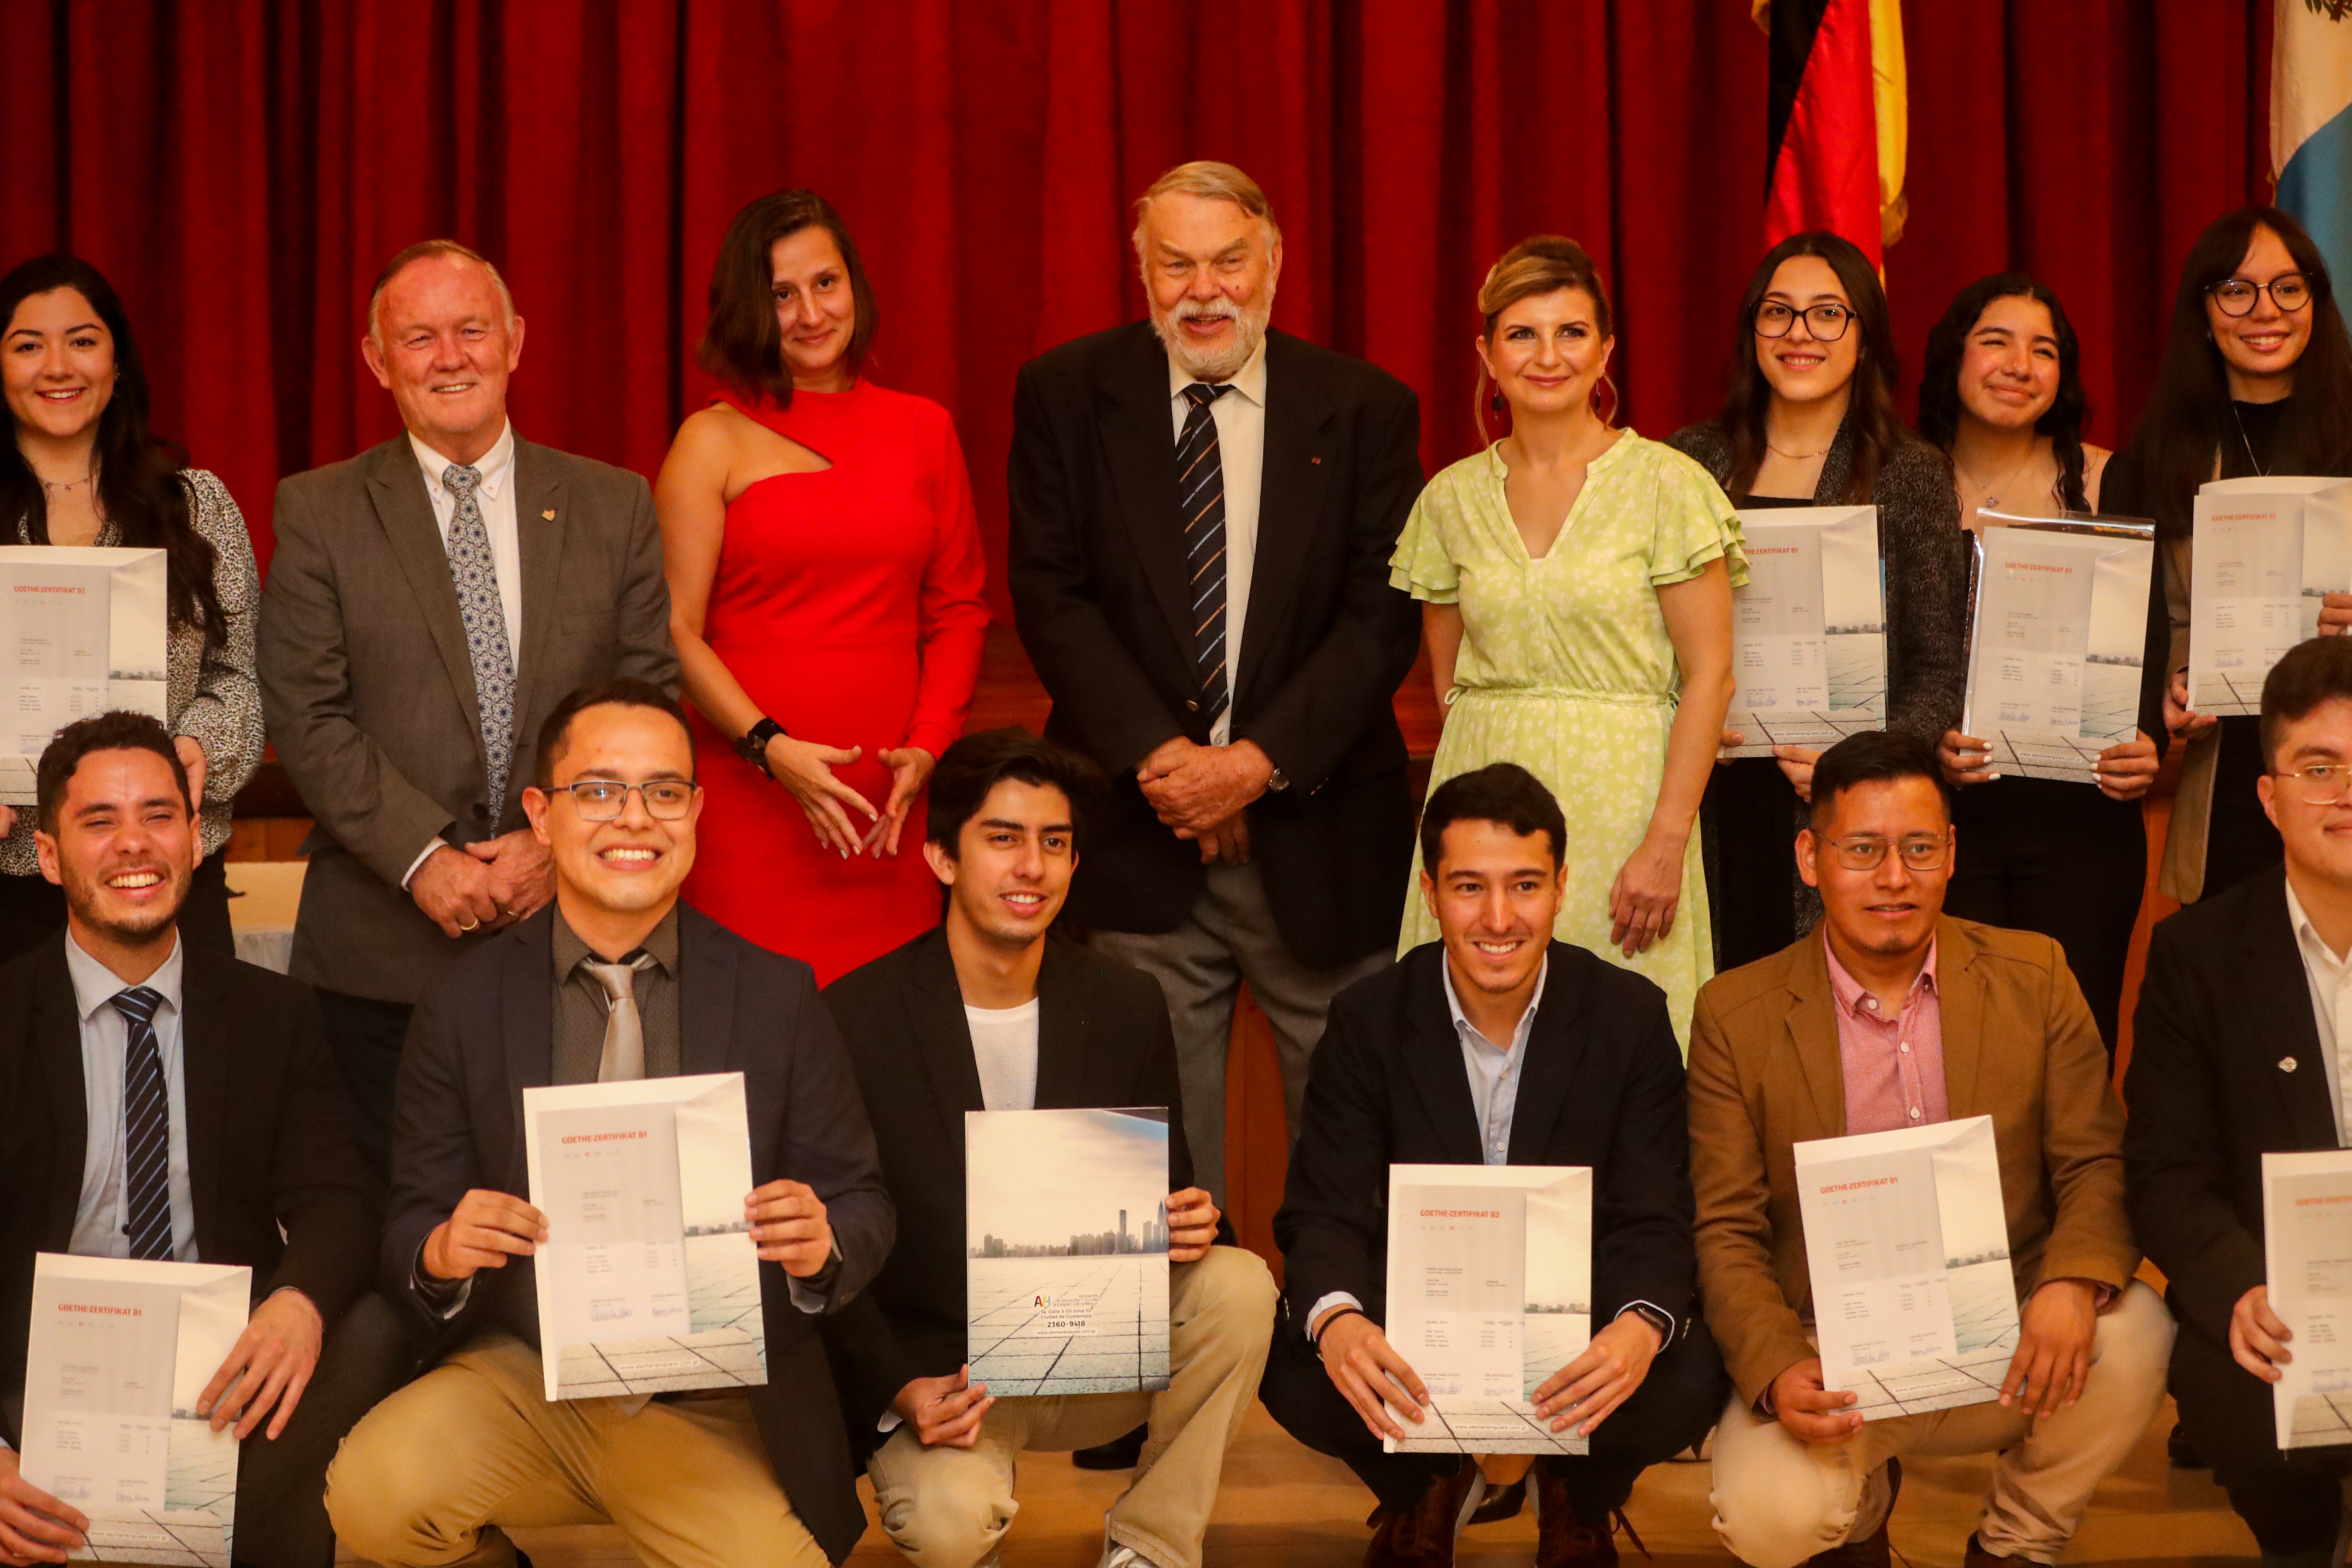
[1392,432,1747,1047]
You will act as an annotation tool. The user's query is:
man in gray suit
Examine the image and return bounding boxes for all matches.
[259,239,677,1193]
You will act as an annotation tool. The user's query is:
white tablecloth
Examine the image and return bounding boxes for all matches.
[224,859,305,974]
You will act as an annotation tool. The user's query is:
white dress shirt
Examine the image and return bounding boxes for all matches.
[65,932,196,1263]
[1166,336,1268,747]
[966,998,1041,1112]
[2286,875,2352,1144]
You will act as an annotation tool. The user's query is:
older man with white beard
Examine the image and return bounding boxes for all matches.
[1008,160,1424,1243]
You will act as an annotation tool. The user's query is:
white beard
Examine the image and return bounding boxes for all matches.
[1150,292,1272,383]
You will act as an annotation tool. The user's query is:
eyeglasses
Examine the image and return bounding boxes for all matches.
[2208,274,2313,316]
[1754,300,1854,341]
[1818,833,1951,872]
[548,778,699,821]
[2273,763,2352,805]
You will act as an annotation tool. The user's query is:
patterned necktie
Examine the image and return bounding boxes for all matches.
[441,464,517,818]
[1177,383,1234,728]
[112,986,174,1262]
[587,954,656,1083]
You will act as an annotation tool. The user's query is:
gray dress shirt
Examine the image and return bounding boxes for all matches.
[552,906,681,1083]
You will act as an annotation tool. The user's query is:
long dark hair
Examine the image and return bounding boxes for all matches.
[696,190,878,407]
[2128,205,2352,540]
[0,256,223,643]
[1917,273,2092,511]
[1712,231,1905,505]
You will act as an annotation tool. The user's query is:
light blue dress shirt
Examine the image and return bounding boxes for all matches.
[63,932,197,1263]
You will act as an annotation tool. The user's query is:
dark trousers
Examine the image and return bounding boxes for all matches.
[2205,717,2285,903]
[1259,1311,1727,1517]
[0,852,235,970]
[316,990,415,1200]
[1946,777,2145,1055]
[6,1290,414,1568]
[2169,1312,2352,1555]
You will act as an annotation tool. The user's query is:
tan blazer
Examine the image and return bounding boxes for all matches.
[1687,916,2138,1405]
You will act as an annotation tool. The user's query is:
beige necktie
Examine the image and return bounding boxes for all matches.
[587,956,653,1083]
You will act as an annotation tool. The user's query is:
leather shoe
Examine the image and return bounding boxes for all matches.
[1963,1531,2006,1568]
[1802,1458,1900,1568]
[1364,1458,1480,1568]
[1466,1476,1525,1525]
[1532,1468,1620,1568]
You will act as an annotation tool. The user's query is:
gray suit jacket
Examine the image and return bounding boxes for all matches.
[259,433,679,1002]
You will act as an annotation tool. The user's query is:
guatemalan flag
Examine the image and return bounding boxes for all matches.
[2277,0,2352,288]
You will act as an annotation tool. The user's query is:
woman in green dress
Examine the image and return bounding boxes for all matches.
[1393,237,1744,1043]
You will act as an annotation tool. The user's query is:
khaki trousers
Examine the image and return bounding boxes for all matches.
[325,1332,825,1568]
[867,1244,1276,1568]
[1709,1280,2174,1568]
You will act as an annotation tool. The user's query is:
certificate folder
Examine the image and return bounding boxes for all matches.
[1961,513,2154,784]
[2187,475,2352,715]
[965,1108,1172,1396]
[21,1253,250,1567]
[1794,1116,2018,1419]
[0,545,168,806]
[523,1072,766,1401]
[2262,1148,2352,1448]
[1380,1163,1592,1455]
[1722,506,1885,756]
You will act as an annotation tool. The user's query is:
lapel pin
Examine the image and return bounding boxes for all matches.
[541,508,556,520]
[2282,1057,2300,1072]
[1311,456,1323,465]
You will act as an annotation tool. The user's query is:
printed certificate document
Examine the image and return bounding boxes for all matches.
[524,1073,765,1401]
[1962,514,2154,784]
[2263,1149,2352,1448]
[965,1108,1171,1396]
[2188,476,2352,715]
[0,546,168,806]
[1381,1163,1592,1455]
[19,1253,249,1567]
[1795,1117,2019,1419]
[1723,506,1885,756]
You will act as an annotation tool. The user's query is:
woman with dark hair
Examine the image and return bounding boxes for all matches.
[1919,273,2160,1054]
[0,255,259,962]
[654,189,989,983]
[2107,205,2352,906]
[1668,230,1969,970]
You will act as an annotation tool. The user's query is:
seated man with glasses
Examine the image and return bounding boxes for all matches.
[325,678,894,1568]
[1688,729,2171,1568]
[2128,634,2352,1568]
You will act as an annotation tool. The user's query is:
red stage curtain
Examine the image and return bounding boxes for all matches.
[0,1,2274,597]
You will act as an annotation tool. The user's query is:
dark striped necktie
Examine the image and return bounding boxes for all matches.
[1178,382,1234,728]
[111,986,174,1262]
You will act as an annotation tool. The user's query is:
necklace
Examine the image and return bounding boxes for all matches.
[1765,439,1831,460]
[37,470,95,493]
[1957,447,2038,510]
[2230,401,2270,478]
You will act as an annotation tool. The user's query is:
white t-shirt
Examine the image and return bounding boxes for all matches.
[966,998,1042,1112]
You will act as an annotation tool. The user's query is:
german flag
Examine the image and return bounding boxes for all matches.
[1763,0,1908,264]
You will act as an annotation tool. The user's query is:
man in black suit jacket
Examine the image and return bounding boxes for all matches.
[1007,159,1423,1208]
[0,712,402,1568]
[1263,764,1724,1568]
[823,729,1275,1568]
[2127,636,2352,1568]
[324,681,892,1568]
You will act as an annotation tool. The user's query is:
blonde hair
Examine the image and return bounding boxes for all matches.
[367,239,517,343]
[1474,236,1617,437]
[1130,161,1280,255]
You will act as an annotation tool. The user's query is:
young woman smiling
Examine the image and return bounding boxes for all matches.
[1669,231,1969,971]
[1390,237,1744,1044]
[1917,274,2160,1056]
[2105,206,2352,905]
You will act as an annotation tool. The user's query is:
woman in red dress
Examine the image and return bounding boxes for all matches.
[656,190,989,982]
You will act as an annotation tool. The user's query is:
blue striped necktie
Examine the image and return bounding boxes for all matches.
[1178,383,1234,728]
[112,986,174,1262]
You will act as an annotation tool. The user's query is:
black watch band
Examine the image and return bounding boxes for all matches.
[736,717,786,778]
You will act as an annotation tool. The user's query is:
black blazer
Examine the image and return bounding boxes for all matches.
[381,904,894,1565]
[1273,941,1697,1349]
[2125,871,2333,1349]
[0,934,375,1431]
[1006,322,1424,969]
[818,929,1208,1436]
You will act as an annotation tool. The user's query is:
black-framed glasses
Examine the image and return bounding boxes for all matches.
[1819,832,1951,872]
[548,778,699,821]
[1753,300,1854,341]
[2208,274,2313,316]
[2273,763,2352,805]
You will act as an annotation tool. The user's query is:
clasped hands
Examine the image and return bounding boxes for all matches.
[762,734,933,860]
[894,1188,1220,1450]
[0,1286,322,1565]
[423,1178,837,1283]
[411,831,555,939]
[1315,1305,1661,1446]
[1137,737,1274,866]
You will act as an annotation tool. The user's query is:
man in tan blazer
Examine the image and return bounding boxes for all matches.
[258,239,677,1194]
[1688,731,2171,1568]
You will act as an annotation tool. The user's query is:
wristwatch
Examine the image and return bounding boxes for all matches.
[735,717,786,778]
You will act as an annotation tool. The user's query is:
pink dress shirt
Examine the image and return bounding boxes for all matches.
[1823,934,1948,1134]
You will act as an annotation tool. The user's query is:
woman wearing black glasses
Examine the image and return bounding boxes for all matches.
[1669,231,1968,971]
[2105,206,2352,906]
